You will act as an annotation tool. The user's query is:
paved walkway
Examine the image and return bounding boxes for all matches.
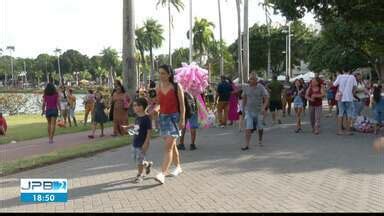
[0,128,114,162]
[0,113,383,212]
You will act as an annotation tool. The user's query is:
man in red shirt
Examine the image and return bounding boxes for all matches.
[0,112,8,136]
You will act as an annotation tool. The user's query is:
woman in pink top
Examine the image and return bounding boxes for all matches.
[42,83,60,144]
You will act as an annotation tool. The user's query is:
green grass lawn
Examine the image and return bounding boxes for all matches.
[0,113,118,145]
[0,137,131,176]
[0,131,159,176]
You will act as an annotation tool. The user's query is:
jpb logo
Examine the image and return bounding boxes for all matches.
[20,179,67,193]
[21,180,66,191]
[20,179,68,203]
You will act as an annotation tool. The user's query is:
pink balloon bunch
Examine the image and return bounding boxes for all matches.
[174,62,209,97]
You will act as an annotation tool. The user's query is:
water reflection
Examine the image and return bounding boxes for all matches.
[0,93,86,114]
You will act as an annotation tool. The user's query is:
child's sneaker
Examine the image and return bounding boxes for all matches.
[155,173,165,184]
[144,161,153,175]
[170,166,183,177]
[134,175,144,184]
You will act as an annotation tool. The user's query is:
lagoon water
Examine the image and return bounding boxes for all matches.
[0,93,86,115]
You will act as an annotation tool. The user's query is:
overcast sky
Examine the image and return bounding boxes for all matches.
[0,0,318,58]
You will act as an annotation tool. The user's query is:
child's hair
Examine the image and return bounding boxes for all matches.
[69,88,73,94]
[373,85,382,103]
[134,98,148,110]
[88,89,94,94]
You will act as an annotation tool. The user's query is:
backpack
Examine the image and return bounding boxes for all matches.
[173,83,197,119]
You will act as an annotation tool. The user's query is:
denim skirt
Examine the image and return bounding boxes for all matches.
[159,112,180,138]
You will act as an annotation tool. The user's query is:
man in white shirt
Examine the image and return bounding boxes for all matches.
[333,70,357,135]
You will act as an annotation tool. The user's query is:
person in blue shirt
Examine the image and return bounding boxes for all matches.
[123,98,153,183]
[215,76,233,128]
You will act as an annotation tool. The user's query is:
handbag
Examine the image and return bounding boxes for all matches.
[335,91,342,101]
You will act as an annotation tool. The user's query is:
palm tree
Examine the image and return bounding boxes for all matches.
[135,27,149,84]
[157,0,184,67]
[218,0,224,76]
[123,0,137,96]
[191,18,215,65]
[143,19,164,81]
[101,47,119,88]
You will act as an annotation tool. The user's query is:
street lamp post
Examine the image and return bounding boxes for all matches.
[265,6,272,80]
[6,46,15,87]
[282,22,293,78]
[54,48,63,85]
[288,23,292,78]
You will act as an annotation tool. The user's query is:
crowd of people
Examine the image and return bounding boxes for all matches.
[37,64,384,184]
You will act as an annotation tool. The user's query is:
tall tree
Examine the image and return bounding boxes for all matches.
[217,0,224,76]
[143,19,164,81]
[267,0,384,82]
[123,0,137,96]
[157,0,185,66]
[235,0,243,83]
[101,47,119,88]
[190,18,215,65]
[135,27,149,84]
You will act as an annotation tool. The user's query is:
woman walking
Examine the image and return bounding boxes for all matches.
[292,79,305,133]
[354,72,369,117]
[154,64,185,184]
[111,80,131,136]
[306,78,325,135]
[42,83,60,144]
[228,78,240,126]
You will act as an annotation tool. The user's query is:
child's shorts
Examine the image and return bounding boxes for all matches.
[132,146,145,166]
[68,108,76,118]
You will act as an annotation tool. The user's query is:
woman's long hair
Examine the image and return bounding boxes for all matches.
[115,80,126,93]
[159,64,175,84]
[44,83,57,96]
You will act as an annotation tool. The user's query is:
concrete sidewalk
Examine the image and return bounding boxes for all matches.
[0,128,115,162]
[0,113,383,212]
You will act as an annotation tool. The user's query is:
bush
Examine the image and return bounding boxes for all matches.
[0,94,29,115]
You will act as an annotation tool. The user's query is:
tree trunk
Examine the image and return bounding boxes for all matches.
[140,50,146,84]
[123,0,137,97]
[189,0,193,64]
[243,0,249,82]
[149,40,154,83]
[218,0,224,76]
[236,0,243,84]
